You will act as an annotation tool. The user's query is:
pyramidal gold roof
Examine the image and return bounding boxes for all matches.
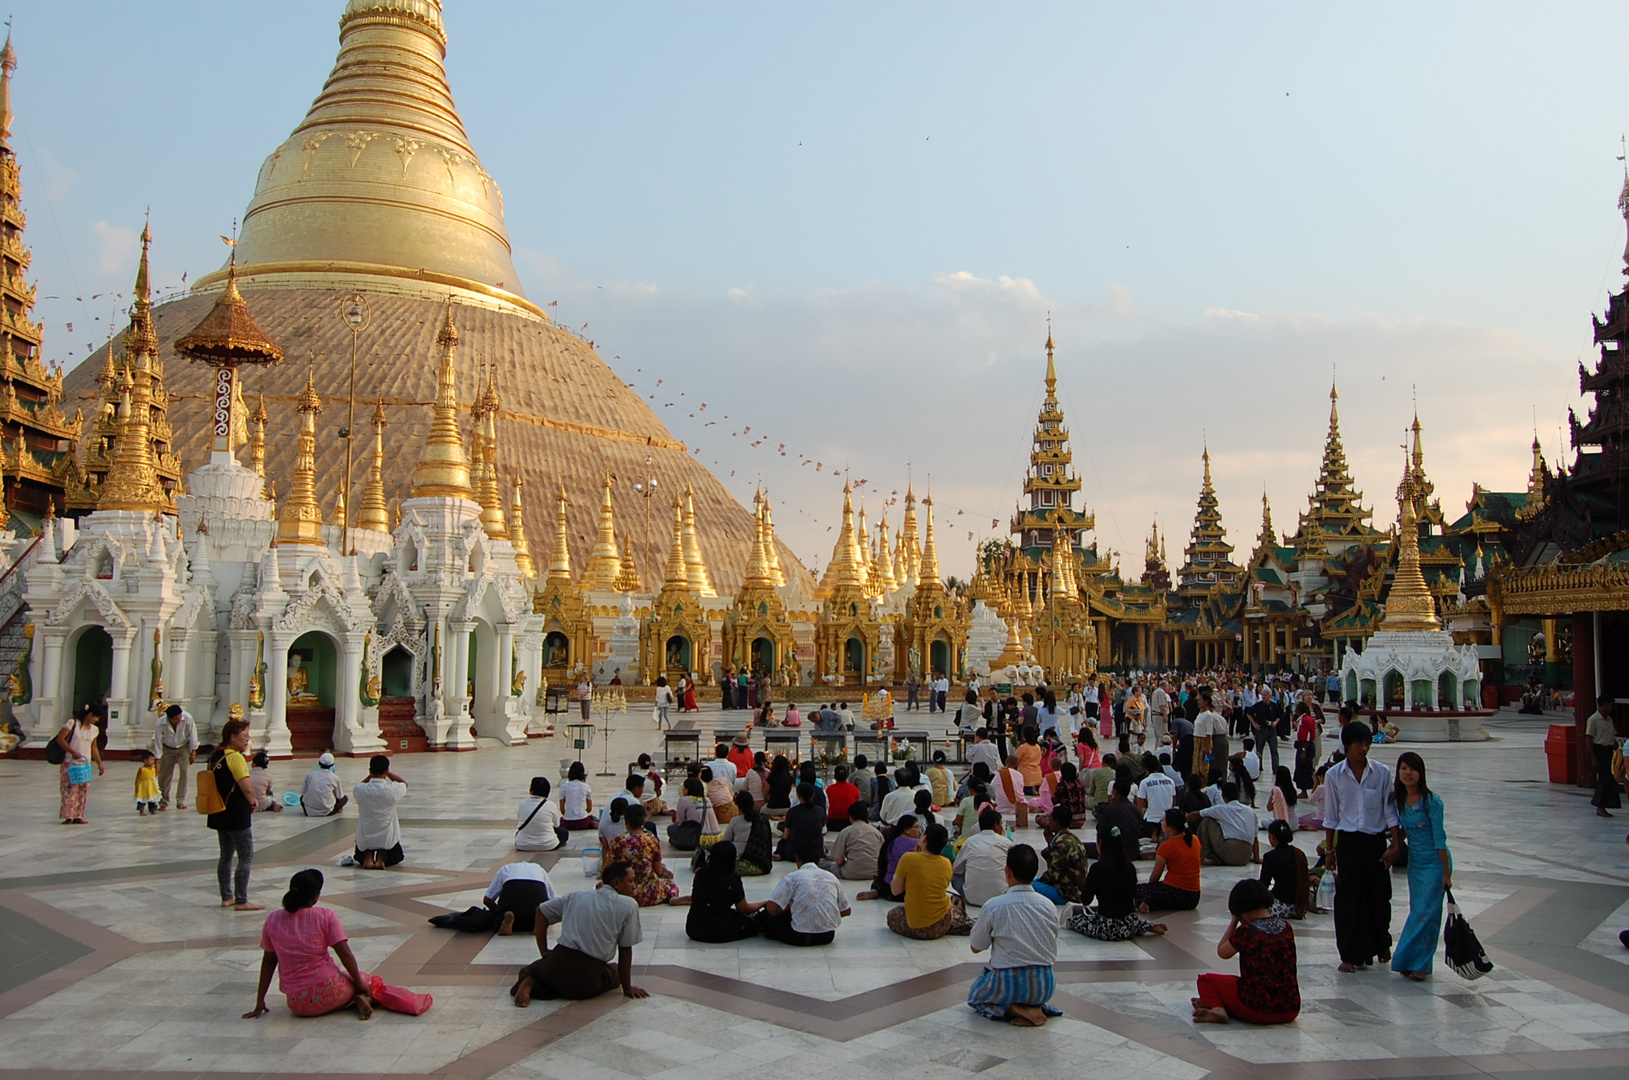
[193,0,535,315]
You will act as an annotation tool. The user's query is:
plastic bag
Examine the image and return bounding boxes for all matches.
[367,974,433,1015]
[1315,872,1335,915]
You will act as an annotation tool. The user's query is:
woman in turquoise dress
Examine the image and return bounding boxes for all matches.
[1390,751,1451,981]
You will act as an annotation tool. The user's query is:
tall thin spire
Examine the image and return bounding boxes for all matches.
[1256,490,1275,553]
[275,367,326,545]
[1380,449,1441,633]
[509,472,535,577]
[681,484,716,597]
[1293,381,1377,549]
[472,362,506,538]
[1525,436,1548,507]
[410,302,473,499]
[742,496,775,588]
[875,510,897,593]
[580,474,622,590]
[546,482,572,584]
[354,397,390,532]
[662,497,689,591]
[817,480,868,597]
[0,30,15,146]
[919,492,942,587]
[249,394,269,484]
[97,226,170,514]
[762,493,786,587]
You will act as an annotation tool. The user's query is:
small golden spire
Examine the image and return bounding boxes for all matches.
[248,393,270,498]
[509,471,535,577]
[875,510,897,592]
[662,496,689,591]
[97,227,170,514]
[275,366,326,545]
[856,499,877,597]
[354,396,390,532]
[742,496,774,588]
[581,473,622,589]
[410,301,474,500]
[919,491,941,587]
[472,362,506,539]
[332,487,347,527]
[1257,490,1275,552]
[817,480,868,598]
[762,493,786,587]
[681,483,716,597]
[0,28,16,147]
[545,481,572,584]
[1526,435,1548,507]
[1380,450,1441,633]
[615,529,643,592]
[1044,329,1058,401]
[900,481,921,586]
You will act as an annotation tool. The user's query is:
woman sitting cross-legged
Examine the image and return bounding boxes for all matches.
[245,870,431,1020]
[1259,820,1311,920]
[1192,879,1301,1026]
[1066,825,1168,941]
[685,842,766,943]
[856,814,922,902]
[720,790,774,875]
[606,804,689,907]
[885,823,975,939]
[667,777,721,852]
[1137,808,1202,914]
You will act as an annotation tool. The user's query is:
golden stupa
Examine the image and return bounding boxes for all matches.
[63,0,807,595]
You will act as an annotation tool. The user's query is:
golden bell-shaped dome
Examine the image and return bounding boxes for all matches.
[193,0,536,315]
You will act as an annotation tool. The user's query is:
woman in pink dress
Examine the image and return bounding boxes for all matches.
[245,870,432,1020]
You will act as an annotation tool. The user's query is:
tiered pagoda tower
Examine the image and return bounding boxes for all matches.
[1010,332,1093,558]
[0,35,81,519]
[1177,449,1243,594]
[1290,385,1382,556]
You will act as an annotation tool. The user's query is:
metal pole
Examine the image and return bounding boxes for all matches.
[338,293,370,557]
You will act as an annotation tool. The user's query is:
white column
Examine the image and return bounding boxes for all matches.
[263,635,292,758]
[441,620,477,750]
[106,632,134,748]
[30,629,63,741]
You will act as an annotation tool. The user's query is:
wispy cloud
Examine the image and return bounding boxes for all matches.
[91,220,138,277]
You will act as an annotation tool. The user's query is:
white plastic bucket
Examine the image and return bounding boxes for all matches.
[580,847,602,877]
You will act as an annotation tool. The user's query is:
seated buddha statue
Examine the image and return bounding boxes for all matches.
[287,655,321,706]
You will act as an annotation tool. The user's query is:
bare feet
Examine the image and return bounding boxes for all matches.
[498,911,516,936]
[856,890,878,901]
[1007,1004,1047,1027]
[1337,962,1357,973]
[1190,997,1205,1008]
[221,899,237,908]
[1405,971,1428,982]
[1150,923,1169,935]
[668,895,692,906]
[512,976,534,1008]
[353,993,374,1020]
[1192,1007,1230,1024]
[234,902,265,912]
[1598,808,1613,818]
[1138,902,1152,914]
[1378,950,1391,963]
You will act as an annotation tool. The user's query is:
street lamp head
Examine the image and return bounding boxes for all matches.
[340,292,370,332]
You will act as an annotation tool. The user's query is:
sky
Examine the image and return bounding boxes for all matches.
[9,1,1629,578]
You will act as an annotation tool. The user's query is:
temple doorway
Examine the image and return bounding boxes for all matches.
[287,631,338,752]
[665,634,692,674]
[70,626,112,713]
[752,636,775,674]
[930,638,950,678]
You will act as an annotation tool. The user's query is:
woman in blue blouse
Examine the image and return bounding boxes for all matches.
[1391,751,1450,980]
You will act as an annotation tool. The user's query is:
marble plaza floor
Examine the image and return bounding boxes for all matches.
[2,708,1627,1080]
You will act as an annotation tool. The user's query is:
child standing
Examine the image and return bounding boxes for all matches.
[134,751,160,815]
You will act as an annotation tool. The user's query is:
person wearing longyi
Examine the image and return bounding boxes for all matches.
[1322,721,1401,973]
[511,861,648,1005]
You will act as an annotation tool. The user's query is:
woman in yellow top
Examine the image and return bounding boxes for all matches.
[1014,727,1044,794]
[886,823,974,939]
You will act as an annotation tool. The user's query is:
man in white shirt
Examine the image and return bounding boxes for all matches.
[1134,770,1177,837]
[1149,684,1171,746]
[953,808,1014,906]
[576,675,593,721]
[353,755,408,869]
[299,752,348,816]
[1188,782,1258,866]
[966,843,1062,1026]
[763,841,851,945]
[152,704,197,811]
[880,767,929,826]
[1587,695,1620,817]
[512,860,647,1004]
[484,860,557,935]
[966,728,1003,777]
[707,745,738,788]
[1323,720,1401,972]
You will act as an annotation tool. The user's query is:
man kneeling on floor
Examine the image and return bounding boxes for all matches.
[966,843,1063,1027]
[511,861,648,1005]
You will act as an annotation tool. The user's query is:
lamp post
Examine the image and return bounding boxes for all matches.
[631,454,658,556]
[337,292,369,556]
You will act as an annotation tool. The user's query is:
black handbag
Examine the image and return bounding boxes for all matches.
[45,730,67,765]
[1442,889,1494,980]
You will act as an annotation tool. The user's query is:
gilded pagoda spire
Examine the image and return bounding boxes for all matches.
[546,482,572,585]
[275,367,326,545]
[817,480,868,597]
[742,496,775,589]
[0,30,15,145]
[249,394,269,484]
[1177,447,1241,589]
[875,510,897,593]
[662,497,690,591]
[1525,436,1548,508]
[410,303,474,500]
[615,530,643,592]
[472,363,507,539]
[580,474,622,590]
[762,493,786,587]
[856,500,877,597]
[1380,448,1441,632]
[900,482,922,587]
[919,492,942,589]
[354,397,390,532]
[1256,490,1275,552]
[508,472,535,577]
[97,226,170,514]
[1293,381,1377,549]
[680,484,716,597]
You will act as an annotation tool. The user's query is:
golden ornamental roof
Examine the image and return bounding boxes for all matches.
[173,267,285,366]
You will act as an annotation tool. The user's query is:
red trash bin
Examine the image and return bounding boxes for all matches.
[1545,724,1578,785]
